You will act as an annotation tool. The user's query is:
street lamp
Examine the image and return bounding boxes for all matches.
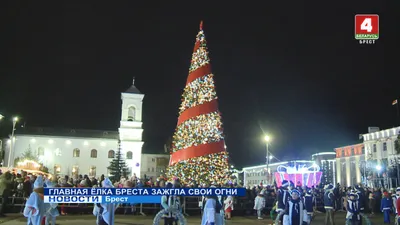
[7,116,18,167]
[0,114,4,121]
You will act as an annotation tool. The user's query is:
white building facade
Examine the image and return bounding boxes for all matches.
[1,79,168,179]
[361,126,400,188]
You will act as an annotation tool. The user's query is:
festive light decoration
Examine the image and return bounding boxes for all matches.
[179,74,217,113]
[172,112,223,151]
[166,22,231,185]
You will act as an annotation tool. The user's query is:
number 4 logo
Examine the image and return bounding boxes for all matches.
[360,18,373,32]
[355,14,379,40]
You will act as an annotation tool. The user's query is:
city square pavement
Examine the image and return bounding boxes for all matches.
[0,212,388,224]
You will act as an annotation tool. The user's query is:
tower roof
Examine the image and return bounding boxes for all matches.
[125,77,141,94]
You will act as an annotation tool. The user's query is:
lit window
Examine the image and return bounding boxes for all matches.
[100,142,106,147]
[30,139,36,143]
[89,166,96,177]
[72,166,79,176]
[91,149,97,158]
[73,148,80,157]
[48,139,54,144]
[66,140,71,145]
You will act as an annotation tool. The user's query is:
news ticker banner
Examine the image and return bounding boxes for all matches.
[44,188,245,203]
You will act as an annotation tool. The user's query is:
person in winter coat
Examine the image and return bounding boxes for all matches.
[324,184,335,225]
[346,191,361,225]
[93,178,119,225]
[201,196,216,225]
[23,175,46,225]
[161,182,175,225]
[224,196,233,220]
[254,190,265,220]
[276,180,290,224]
[283,189,308,225]
[44,178,59,225]
[380,191,392,224]
[304,188,315,225]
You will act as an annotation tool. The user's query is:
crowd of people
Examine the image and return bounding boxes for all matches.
[3,168,400,225]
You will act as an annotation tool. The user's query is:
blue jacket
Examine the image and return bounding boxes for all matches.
[381,197,392,212]
[356,190,365,210]
[277,188,290,211]
[304,193,314,214]
[324,192,335,209]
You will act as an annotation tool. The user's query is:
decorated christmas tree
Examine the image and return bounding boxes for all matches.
[166,21,231,185]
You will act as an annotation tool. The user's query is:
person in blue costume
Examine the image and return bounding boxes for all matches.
[93,178,119,225]
[44,178,59,225]
[276,180,290,224]
[324,184,335,225]
[23,175,46,225]
[304,188,315,225]
[346,191,361,225]
[283,189,308,225]
[354,185,365,213]
[380,191,392,224]
[201,196,216,225]
[161,182,175,225]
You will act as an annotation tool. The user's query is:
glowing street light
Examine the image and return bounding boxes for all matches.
[264,135,271,143]
[0,114,4,121]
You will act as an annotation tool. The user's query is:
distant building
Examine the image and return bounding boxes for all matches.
[0,79,169,179]
[361,126,400,188]
[334,143,365,187]
[312,152,336,185]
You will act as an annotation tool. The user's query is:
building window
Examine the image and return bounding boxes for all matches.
[362,146,365,154]
[341,149,344,157]
[128,106,136,121]
[373,144,377,152]
[148,168,150,172]
[383,142,387,151]
[351,148,354,156]
[152,158,155,162]
[152,167,154,172]
[73,148,80,157]
[126,151,133,159]
[54,165,61,175]
[89,166,96,177]
[108,150,115,158]
[91,149,97,158]
[72,166,79,177]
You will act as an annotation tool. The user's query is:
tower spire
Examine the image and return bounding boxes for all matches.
[132,76,135,85]
[199,20,203,30]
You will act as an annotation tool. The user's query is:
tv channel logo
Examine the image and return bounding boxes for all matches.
[355,14,379,44]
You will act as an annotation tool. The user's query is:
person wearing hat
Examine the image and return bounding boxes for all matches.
[276,180,290,224]
[93,178,119,225]
[304,188,314,224]
[23,175,46,225]
[346,191,361,225]
[44,178,59,225]
[323,184,335,225]
[381,191,393,224]
[395,187,400,224]
[282,189,308,225]
[254,189,265,220]
[354,184,365,213]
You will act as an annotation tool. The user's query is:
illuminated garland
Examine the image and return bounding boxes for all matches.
[179,74,217,114]
[189,30,209,72]
[166,152,231,185]
[172,111,223,152]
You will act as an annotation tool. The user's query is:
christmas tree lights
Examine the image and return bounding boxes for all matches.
[166,22,231,185]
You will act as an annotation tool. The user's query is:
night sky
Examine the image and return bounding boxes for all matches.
[0,2,396,168]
